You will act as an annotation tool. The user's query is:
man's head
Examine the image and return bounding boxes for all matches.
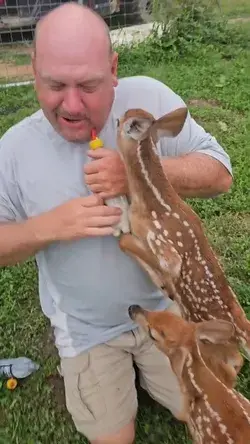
[32,2,118,143]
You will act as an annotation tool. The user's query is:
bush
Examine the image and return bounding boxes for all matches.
[117,0,249,68]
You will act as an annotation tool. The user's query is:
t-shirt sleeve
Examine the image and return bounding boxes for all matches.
[0,140,25,223]
[156,82,232,175]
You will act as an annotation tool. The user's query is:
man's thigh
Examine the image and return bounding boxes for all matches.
[60,334,138,442]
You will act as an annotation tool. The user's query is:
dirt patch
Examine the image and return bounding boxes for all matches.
[46,374,66,411]
[188,98,221,108]
[42,326,59,360]
[229,16,250,23]
[0,62,33,81]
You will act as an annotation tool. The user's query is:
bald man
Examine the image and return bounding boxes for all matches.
[0,3,233,444]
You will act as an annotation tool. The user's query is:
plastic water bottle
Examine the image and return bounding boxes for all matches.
[0,357,40,379]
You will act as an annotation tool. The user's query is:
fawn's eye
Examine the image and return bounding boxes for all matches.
[116,119,120,128]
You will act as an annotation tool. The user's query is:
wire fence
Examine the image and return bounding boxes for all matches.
[0,0,152,84]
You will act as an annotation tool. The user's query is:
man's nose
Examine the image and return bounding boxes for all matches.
[62,87,85,115]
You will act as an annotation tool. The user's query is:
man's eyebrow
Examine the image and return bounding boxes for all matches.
[40,73,104,82]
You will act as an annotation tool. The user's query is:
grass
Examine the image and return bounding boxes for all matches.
[220,0,250,17]
[1,4,250,444]
[0,51,31,66]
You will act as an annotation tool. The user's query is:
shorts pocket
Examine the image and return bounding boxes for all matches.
[61,352,107,424]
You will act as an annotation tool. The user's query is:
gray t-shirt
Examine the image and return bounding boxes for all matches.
[0,76,232,358]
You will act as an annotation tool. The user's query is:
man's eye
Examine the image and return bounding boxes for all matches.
[50,84,64,91]
[79,83,100,93]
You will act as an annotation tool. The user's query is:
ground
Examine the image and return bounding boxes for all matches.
[0,2,250,444]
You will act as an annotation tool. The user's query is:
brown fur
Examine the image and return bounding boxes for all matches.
[116,107,250,361]
[129,306,250,443]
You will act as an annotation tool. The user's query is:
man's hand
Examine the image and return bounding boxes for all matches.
[31,194,122,242]
[84,148,128,199]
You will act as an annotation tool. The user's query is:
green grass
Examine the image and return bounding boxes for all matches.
[0,51,31,66]
[220,0,250,17]
[1,6,250,444]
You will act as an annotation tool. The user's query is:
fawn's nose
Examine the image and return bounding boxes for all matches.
[128,305,142,319]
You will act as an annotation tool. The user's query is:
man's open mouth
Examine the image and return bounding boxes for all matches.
[61,117,82,122]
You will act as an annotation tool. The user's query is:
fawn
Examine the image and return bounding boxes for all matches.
[128,305,250,444]
[115,107,250,362]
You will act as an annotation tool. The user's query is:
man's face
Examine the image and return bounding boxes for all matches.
[32,45,118,143]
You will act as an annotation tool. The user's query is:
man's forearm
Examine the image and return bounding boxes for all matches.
[0,218,53,267]
[161,153,232,198]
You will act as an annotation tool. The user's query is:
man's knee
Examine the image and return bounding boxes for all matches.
[91,421,135,444]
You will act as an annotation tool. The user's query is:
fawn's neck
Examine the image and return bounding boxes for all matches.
[123,137,175,211]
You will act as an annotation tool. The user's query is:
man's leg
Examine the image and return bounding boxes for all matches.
[60,332,138,444]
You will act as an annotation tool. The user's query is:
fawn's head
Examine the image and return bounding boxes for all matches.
[116,107,188,156]
[128,305,235,378]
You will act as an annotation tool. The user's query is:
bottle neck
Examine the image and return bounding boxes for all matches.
[0,364,13,378]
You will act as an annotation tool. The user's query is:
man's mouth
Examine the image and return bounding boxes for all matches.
[61,116,83,122]
[58,115,89,128]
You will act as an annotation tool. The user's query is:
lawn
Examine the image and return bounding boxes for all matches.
[0,5,250,444]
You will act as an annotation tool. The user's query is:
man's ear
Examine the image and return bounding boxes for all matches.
[31,50,36,75]
[151,107,188,142]
[196,319,235,344]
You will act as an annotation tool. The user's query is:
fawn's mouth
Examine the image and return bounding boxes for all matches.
[128,305,143,320]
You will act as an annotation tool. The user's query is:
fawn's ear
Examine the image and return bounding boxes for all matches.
[196,319,235,344]
[151,107,188,142]
[170,347,189,381]
[122,115,155,141]
[121,107,187,142]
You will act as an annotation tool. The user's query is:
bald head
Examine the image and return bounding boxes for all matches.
[33,2,112,58]
[31,2,118,143]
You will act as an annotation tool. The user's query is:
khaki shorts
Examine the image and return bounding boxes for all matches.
[60,303,184,442]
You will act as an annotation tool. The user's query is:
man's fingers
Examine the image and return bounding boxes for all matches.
[87,148,114,159]
[88,215,121,227]
[84,159,103,174]
[85,205,122,217]
[80,194,103,207]
[84,227,116,237]
[87,184,104,193]
[85,173,101,185]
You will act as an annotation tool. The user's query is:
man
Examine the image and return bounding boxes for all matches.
[0,3,232,444]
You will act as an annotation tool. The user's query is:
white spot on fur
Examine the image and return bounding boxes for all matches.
[153,220,161,229]
[147,230,156,254]
[137,144,172,212]
[159,257,169,270]
[157,234,166,244]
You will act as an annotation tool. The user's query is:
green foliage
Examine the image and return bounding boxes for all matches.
[117,0,249,67]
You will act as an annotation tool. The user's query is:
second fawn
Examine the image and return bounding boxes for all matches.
[129,305,250,444]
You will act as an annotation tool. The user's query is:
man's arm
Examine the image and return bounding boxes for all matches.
[0,140,53,266]
[161,153,232,198]
[158,87,233,199]
[0,219,52,267]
